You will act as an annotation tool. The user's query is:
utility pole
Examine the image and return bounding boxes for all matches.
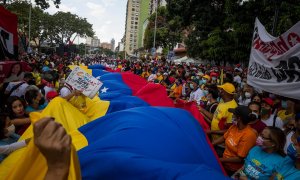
[28,0,32,52]
[153,0,158,49]
[271,0,281,36]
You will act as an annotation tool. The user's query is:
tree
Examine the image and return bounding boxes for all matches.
[1,0,61,9]
[6,1,94,53]
[143,6,182,51]
[166,0,300,64]
[52,11,94,44]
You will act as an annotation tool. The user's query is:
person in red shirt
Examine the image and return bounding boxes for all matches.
[248,101,267,134]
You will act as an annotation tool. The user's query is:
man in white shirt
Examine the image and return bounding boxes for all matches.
[5,72,35,97]
[261,98,284,129]
[147,71,157,82]
[188,79,204,105]
[233,69,242,85]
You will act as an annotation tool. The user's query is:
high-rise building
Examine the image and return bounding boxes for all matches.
[149,0,166,15]
[124,0,141,55]
[86,36,101,47]
[137,0,150,49]
[124,0,167,55]
[100,42,112,50]
[111,38,115,52]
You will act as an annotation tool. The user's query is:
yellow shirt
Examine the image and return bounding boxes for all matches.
[277,110,294,125]
[156,75,163,82]
[141,71,150,79]
[32,72,41,85]
[211,99,237,141]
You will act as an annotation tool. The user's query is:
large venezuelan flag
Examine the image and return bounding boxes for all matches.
[89,65,208,129]
[0,65,226,179]
[77,107,228,179]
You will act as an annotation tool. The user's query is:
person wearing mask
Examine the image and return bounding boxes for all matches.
[277,133,300,179]
[238,85,253,106]
[233,69,242,85]
[248,101,267,134]
[188,79,204,105]
[208,83,238,141]
[251,93,262,104]
[201,75,210,87]
[284,113,300,153]
[260,98,283,129]
[4,72,35,98]
[238,127,286,179]
[168,79,182,99]
[25,89,47,113]
[198,86,219,124]
[147,71,157,82]
[212,106,257,176]
[277,98,295,126]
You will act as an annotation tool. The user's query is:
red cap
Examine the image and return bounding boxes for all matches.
[262,98,274,107]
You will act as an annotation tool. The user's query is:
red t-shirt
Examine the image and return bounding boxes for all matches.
[250,120,267,134]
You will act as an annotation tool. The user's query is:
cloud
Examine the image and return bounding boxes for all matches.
[101,0,116,7]
[105,21,112,25]
[46,3,77,14]
[86,2,106,16]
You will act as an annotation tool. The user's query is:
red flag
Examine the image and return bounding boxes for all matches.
[0,6,18,60]
[135,83,175,107]
[175,99,209,131]
[121,72,148,94]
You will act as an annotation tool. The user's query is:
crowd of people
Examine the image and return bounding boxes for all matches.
[0,53,300,179]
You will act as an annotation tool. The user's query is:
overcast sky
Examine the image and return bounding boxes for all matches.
[45,0,127,44]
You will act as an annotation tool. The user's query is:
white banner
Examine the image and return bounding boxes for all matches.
[66,66,103,99]
[247,18,300,100]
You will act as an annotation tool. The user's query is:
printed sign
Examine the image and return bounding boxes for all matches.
[66,66,103,99]
[247,18,300,100]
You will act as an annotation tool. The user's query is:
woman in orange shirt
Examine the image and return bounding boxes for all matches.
[212,105,258,176]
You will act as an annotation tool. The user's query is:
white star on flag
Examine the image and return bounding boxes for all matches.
[289,36,299,47]
[101,87,109,93]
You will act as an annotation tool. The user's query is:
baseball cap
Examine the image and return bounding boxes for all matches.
[262,98,274,107]
[203,75,211,81]
[229,106,251,122]
[192,79,199,85]
[217,83,235,94]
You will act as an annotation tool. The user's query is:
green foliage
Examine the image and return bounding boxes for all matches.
[6,1,94,52]
[164,0,300,63]
[1,0,61,9]
[143,6,182,50]
[52,11,94,44]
